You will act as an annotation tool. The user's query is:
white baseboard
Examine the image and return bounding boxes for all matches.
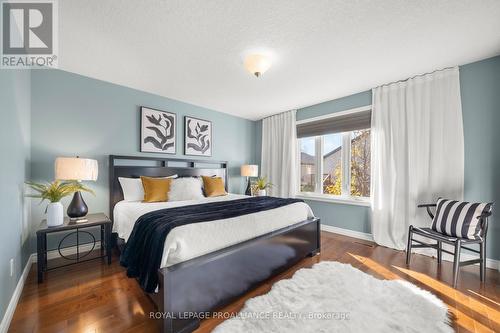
[320,224,500,271]
[321,224,374,242]
[0,253,35,333]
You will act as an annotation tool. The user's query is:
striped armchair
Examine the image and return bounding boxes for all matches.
[406,199,493,288]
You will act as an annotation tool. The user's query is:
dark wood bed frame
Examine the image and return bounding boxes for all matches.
[109,155,321,333]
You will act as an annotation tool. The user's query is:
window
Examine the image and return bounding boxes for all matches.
[299,136,316,192]
[322,133,343,195]
[297,107,371,202]
[350,129,371,197]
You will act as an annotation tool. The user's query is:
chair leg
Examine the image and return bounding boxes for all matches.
[480,240,486,283]
[437,240,442,265]
[452,240,461,288]
[406,226,413,266]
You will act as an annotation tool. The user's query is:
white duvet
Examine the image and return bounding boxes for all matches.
[113,194,314,268]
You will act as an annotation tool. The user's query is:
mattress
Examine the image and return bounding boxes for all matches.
[113,194,314,268]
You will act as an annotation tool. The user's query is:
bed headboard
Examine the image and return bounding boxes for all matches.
[109,155,228,220]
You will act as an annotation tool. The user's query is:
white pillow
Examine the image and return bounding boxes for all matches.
[168,177,204,201]
[118,175,177,201]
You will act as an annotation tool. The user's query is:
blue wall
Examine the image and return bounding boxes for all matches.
[0,70,31,325]
[296,91,372,122]
[256,56,500,260]
[29,69,257,250]
[460,56,500,260]
[30,69,256,214]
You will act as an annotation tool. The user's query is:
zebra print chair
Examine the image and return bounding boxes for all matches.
[406,199,493,288]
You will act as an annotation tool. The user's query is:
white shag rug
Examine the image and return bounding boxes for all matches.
[214,261,452,333]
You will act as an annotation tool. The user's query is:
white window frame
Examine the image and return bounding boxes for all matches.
[296,105,371,207]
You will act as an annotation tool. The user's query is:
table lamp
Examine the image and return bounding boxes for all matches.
[241,164,258,196]
[55,157,98,221]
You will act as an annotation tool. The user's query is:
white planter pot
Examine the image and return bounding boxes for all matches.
[257,189,267,197]
[47,202,64,227]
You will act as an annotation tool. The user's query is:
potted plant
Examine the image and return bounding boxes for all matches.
[253,177,273,196]
[26,180,94,227]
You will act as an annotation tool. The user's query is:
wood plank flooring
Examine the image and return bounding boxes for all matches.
[8,231,500,332]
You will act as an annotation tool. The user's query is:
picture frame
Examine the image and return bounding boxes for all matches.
[140,106,176,154]
[184,116,212,157]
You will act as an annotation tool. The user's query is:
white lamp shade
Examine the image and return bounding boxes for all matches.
[55,157,98,181]
[241,164,258,177]
[244,54,272,77]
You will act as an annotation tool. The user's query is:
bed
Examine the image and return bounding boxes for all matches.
[109,155,320,333]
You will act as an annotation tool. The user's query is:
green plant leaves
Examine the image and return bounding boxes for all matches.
[25,180,94,203]
[253,176,273,190]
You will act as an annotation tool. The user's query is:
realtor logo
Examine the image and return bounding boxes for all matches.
[1,0,58,68]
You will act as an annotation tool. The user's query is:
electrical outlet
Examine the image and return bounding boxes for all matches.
[10,258,14,277]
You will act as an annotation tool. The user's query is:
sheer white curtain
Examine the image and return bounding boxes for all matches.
[371,67,464,250]
[261,110,298,198]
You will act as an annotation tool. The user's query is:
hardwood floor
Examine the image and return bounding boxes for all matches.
[9,231,500,333]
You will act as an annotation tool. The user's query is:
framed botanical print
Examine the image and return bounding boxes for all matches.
[141,107,176,154]
[184,116,212,157]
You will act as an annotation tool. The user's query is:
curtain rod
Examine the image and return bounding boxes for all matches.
[376,66,456,88]
[260,109,296,121]
[260,66,457,120]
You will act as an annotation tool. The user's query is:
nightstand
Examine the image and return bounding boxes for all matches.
[36,213,112,283]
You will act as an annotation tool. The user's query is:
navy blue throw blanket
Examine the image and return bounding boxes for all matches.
[120,196,303,292]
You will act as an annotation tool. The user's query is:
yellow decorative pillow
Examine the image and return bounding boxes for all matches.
[140,176,172,202]
[202,176,227,197]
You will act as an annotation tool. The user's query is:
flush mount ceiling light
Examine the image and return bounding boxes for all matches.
[244,54,272,77]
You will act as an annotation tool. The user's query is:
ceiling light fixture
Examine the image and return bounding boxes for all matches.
[244,54,272,77]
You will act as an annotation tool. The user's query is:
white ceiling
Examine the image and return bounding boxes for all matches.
[59,1,500,120]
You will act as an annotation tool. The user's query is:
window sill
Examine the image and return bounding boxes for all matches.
[296,193,371,207]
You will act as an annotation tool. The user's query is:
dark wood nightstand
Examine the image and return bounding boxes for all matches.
[36,213,112,283]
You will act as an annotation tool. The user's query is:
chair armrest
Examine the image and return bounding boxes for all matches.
[477,210,492,238]
[476,211,492,219]
[418,203,436,219]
